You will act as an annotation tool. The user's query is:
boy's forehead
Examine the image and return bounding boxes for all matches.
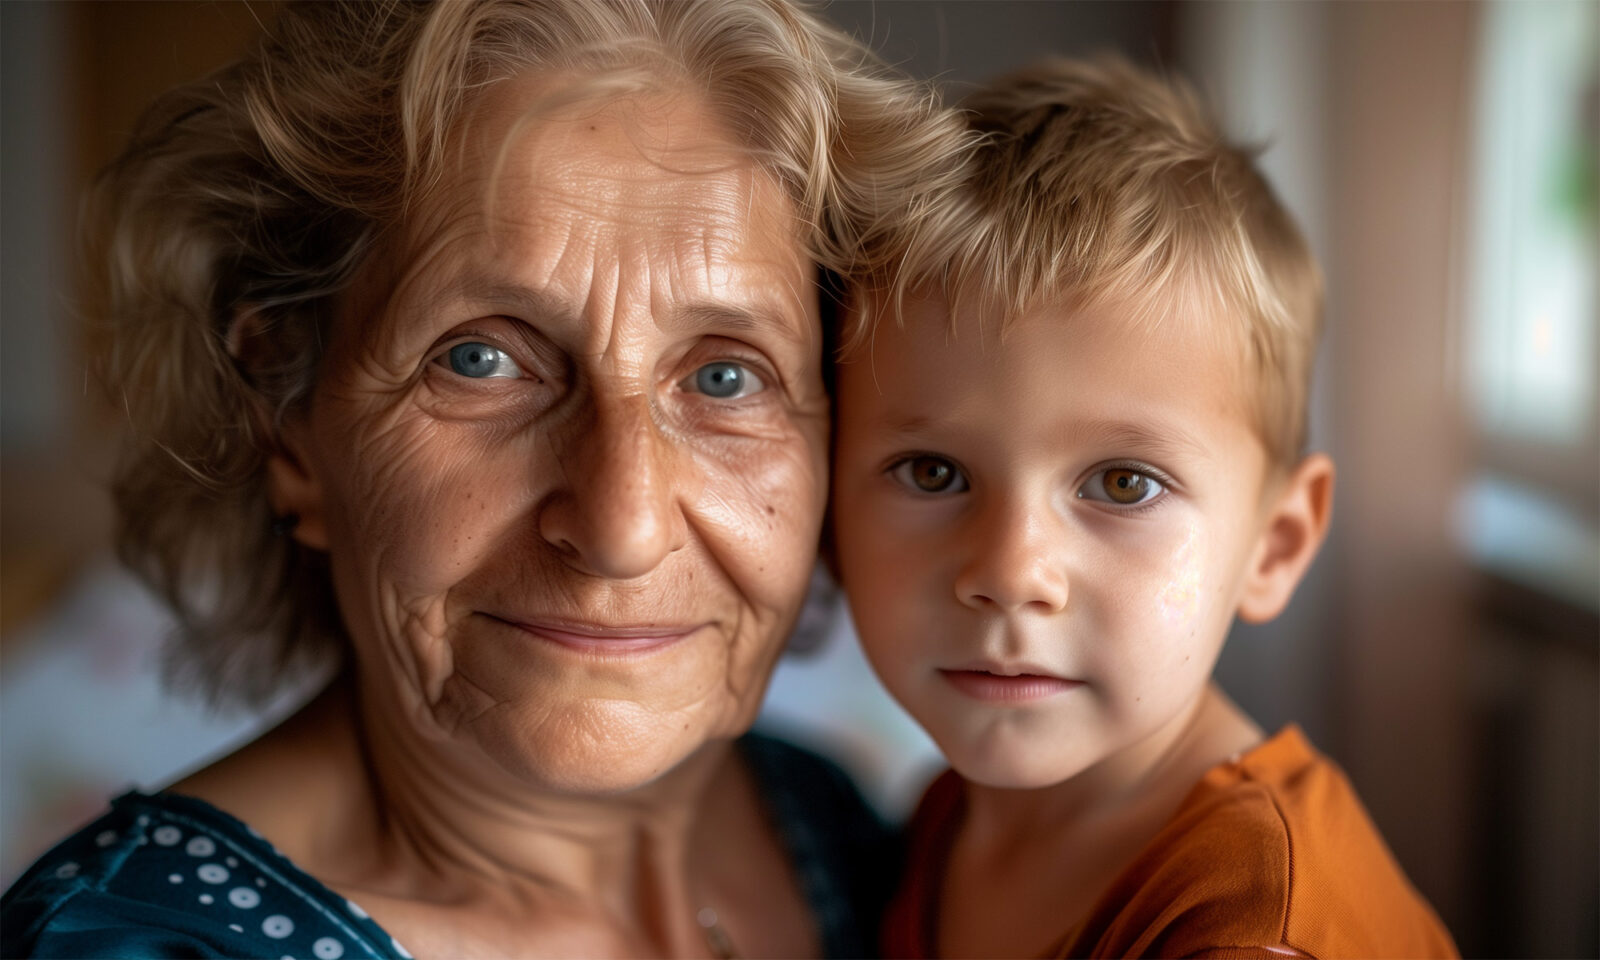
[847,287,1265,453]
[870,285,1249,372]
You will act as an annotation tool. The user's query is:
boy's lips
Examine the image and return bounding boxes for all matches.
[939,663,1083,702]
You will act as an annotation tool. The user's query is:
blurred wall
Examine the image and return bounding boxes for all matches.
[1,3,1594,956]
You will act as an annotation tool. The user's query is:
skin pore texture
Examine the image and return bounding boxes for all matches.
[832,292,1333,958]
[176,73,828,959]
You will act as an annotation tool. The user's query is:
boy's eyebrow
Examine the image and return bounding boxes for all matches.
[877,413,938,436]
[872,411,1213,463]
[1075,418,1212,462]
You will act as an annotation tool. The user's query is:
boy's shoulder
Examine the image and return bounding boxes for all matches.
[886,727,1458,959]
[1069,725,1457,959]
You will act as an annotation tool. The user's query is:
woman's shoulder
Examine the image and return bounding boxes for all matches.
[2,791,414,960]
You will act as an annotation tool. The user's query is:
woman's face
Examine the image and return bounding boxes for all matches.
[271,74,828,793]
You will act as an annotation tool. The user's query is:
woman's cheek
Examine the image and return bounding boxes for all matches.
[692,422,826,609]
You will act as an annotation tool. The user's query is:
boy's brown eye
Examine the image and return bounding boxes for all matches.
[889,455,969,494]
[1102,469,1151,503]
[913,459,955,491]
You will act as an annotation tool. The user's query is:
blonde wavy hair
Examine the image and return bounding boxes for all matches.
[861,56,1322,469]
[91,0,972,708]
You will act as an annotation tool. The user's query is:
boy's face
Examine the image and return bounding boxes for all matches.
[833,294,1277,789]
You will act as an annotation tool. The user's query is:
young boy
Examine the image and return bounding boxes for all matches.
[832,59,1458,958]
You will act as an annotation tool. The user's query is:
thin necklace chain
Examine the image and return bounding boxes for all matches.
[696,907,738,959]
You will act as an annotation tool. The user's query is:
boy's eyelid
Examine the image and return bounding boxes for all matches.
[879,449,965,476]
[881,451,973,496]
[1083,457,1184,494]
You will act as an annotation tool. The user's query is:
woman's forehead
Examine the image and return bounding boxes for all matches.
[405,73,798,256]
[339,72,815,354]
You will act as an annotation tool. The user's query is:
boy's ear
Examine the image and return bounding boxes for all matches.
[228,309,330,552]
[1236,453,1335,624]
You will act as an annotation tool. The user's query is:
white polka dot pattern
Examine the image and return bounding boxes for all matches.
[27,795,423,960]
[229,887,261,909]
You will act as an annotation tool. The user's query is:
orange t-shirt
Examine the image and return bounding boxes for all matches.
[884,726,1457,958]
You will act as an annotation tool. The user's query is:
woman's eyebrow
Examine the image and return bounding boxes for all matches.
[420,278,572,324]
[676,302,812,347]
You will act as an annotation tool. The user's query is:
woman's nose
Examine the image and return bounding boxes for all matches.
[537,392,690,580]
[952,501,1069,614]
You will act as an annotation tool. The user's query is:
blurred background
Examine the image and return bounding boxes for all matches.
[1,1,1595,955]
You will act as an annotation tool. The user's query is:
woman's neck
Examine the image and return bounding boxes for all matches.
[173,673,741,957]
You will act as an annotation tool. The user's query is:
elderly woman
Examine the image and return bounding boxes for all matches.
[1,2,968,957]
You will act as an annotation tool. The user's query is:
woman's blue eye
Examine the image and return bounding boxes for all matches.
[444,342,523,379]
[687,361,764,399]
[889,455,969,495]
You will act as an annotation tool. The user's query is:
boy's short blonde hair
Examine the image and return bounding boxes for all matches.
[867,56,1322,468]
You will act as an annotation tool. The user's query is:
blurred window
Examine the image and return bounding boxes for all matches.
[1467,0,1596,444]
[1461,0,1598,609]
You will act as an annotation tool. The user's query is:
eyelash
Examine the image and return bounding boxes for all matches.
[882,453,970,496]
[1078,460,1176,515]
[428,329,541,381]
[881,455,1177,513]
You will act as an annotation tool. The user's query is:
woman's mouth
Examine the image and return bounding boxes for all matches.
[492,616,704,654]
[939,668,1083,702]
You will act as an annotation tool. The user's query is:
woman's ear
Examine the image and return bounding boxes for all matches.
[1236,453,1335,624]
[228,308,329,552]
[265,414,330,551]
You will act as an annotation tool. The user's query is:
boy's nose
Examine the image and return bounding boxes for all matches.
[952,505,1069,613]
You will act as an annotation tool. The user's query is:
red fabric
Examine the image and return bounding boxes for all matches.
[884,726,1458,959]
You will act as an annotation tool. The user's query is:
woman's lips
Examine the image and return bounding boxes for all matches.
[494,616,703,654]
[939,669,1083,702]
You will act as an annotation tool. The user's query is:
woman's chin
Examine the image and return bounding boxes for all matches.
[469,701,737,796]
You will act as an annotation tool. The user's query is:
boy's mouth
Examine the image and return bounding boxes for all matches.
[939,668,1082,703]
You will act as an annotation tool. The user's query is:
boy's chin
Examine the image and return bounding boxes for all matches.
[940,737,1088,791]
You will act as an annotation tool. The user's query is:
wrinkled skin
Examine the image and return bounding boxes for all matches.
[271,74,829,798]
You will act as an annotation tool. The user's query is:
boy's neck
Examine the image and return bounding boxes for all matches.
[936,685,1263,958]
[958,684,1262,854]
